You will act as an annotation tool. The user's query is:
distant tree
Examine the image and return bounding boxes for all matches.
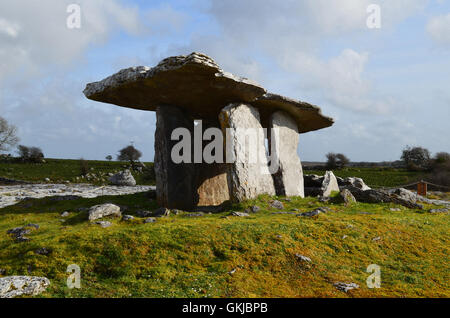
[105,155,113,161]
[117,145,142,164]
[431,152,450,173]
[336,153,350,169]
[401,146,431,171]
[326,152,350,170]
[326,153,338,169]
[0,116,19,152]
[17,145,44,163]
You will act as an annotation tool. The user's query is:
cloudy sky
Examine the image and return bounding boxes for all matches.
[0,0,449,162]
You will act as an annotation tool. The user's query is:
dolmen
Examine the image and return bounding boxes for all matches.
[84,52,334,210]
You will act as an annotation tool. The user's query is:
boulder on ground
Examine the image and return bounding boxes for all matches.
[0,276,50,298]
[304,174,324,187]
[344,186,423,209]
[339,189,357,206]
[109,170,136,186]
[341,177,371,190]
[88,203,121,221]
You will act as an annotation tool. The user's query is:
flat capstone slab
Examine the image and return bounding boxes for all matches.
[84,52,333,133]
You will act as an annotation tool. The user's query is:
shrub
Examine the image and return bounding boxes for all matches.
[17,145,44,163]
[79,158,89,176]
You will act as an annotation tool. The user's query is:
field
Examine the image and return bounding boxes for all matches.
[0,160,449,298]
[306,167,424,188]
[0,158,155,185]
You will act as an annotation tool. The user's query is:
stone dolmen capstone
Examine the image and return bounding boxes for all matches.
[84,52,334,210]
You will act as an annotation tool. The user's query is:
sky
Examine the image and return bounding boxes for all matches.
[0,0,449,162]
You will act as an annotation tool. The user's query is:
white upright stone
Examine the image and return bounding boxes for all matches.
[321,171,340,197]
[270,111,304,197]
[219,103,275,202]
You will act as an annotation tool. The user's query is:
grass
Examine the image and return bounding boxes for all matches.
[0,192,448,298]
[306,167,424,188]
[0,158,155,185]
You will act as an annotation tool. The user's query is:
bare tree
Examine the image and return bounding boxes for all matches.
[0,116,19,152]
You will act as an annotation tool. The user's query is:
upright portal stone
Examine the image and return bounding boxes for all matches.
[155,106,195,210]
[270,111,304,197]
[219,103,275,202]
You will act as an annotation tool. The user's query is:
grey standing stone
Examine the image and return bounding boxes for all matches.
[219,103,275,202]
[155,105,196,210]
[270,111,304,197]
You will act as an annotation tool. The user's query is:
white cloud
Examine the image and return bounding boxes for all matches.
[427,13,450,46]
[0,0,144,83]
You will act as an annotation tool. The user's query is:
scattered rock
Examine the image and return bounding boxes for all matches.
[44,178,50,182]
[372,236,381,242]
[185,212,205,217]
[429,208,449,213]
[230,212,250,217]
[153,207,170,217]
[334,282,359,293]
[61,211,70,217]
[344,186,423,210]
[136,210,152,217]
[389,208,401,212]
[108,170,136,186]
[342,235,348,239]
[35,247,52,256]
[295,254,312,263]
[88,203,121,221]
[340,189,356,206]
[245,205,260,213]
[342,177,371,190]
[0,276,50,298]
[144,217,156,223]
[298,209,321,217]
[171,209,181,215]
[94,221,112,228]
[228,268,237,275]
[122,215,135,221]
[6,225,37,242]
[270,200,284,210]
[304,174,324,187]
[272,211,296,215]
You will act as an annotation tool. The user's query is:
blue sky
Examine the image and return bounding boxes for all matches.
[0,0,449,162]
